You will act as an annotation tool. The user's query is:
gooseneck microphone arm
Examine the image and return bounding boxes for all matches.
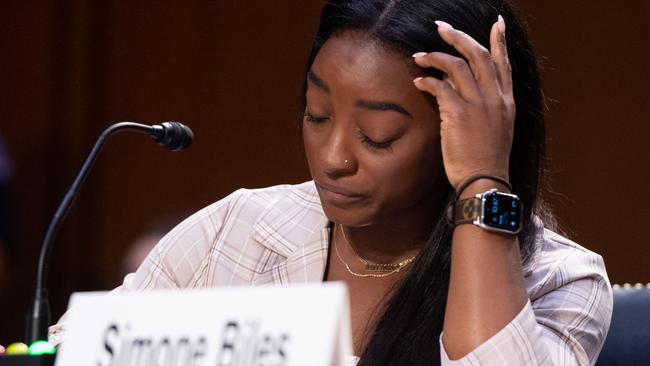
[28,121,193,344]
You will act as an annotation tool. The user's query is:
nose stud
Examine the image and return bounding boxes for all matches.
[344,159,349,164]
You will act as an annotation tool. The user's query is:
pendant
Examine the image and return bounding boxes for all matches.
[365,263,401,272]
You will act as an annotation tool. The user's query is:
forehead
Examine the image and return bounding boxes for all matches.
[310,32,417,99]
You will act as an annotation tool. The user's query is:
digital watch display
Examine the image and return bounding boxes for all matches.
[449,189,522,234]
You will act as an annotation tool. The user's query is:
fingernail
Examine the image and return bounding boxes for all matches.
[498,15,506,33]
[413,77,423,83]
[412,52,427,58]
[434,20,453,30]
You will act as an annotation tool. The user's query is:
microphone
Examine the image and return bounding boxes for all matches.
[27,121,193,344]
[151,122,193,151]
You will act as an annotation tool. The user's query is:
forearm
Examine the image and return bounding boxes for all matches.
[442,179,528,359]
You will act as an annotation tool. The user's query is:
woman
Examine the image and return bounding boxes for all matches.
[50,0,612,364]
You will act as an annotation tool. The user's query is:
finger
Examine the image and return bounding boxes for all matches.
[412,76,465,111]
[435,20,499,93]
[490,15,513,96]
[413,52,481,102]
[442,73,457,91]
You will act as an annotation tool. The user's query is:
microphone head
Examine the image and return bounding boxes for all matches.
[153,122,193,151]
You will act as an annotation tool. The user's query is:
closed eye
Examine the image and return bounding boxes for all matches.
[358,130,395,151]
[304,111,329,124]
[304,110,397,151]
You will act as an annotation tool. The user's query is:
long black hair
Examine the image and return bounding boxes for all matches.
[302,0,549,364]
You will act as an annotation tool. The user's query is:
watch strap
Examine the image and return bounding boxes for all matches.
[448,196,482,225]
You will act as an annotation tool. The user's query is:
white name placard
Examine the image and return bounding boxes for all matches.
[55,283,352,366]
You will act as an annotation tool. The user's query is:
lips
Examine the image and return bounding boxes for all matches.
[315,181,367,206]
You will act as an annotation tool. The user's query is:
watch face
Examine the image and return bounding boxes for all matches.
[482,191,521,233]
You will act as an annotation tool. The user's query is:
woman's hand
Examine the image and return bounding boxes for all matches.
[412,16,515,190]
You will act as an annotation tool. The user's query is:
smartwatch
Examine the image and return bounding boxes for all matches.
[448,188,523,234]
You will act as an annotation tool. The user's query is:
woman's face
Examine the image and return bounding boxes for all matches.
[303,32,447,227]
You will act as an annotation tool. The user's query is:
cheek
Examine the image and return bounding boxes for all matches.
[302,124,325,176]
[302,124,316,165]
[366,132,443,201]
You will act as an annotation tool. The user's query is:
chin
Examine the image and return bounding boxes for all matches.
[318,199,379,227]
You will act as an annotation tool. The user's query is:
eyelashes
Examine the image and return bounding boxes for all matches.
[303,111,395,151]
[303,111,329,124]
[358,131,395,151]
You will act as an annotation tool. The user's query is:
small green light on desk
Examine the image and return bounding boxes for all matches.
[28,341,56,356]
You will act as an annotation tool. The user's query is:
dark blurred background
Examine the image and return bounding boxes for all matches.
[1,0,648,344]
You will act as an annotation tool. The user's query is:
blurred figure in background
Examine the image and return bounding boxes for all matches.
[120,213,186,276]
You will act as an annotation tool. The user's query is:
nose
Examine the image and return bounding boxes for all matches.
[322,126,357,180]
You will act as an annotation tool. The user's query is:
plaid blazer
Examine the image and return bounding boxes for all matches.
[50,181,612,365]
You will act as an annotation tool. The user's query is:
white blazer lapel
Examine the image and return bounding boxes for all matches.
[250,184,330,286]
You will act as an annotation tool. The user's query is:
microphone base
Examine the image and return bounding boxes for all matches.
[0,355,55,366]
[26,290,50,344]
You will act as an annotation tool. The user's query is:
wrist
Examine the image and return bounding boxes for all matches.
[453,173,511,201]
[458,179,511,199]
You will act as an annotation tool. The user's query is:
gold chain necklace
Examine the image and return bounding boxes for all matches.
[334,224,417,278]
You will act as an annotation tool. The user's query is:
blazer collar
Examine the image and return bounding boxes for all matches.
[250,182,331,285]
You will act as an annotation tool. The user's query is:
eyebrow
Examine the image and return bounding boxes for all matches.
[307,70,330,93]
[355,100,413,118]
[308,70,413,119]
